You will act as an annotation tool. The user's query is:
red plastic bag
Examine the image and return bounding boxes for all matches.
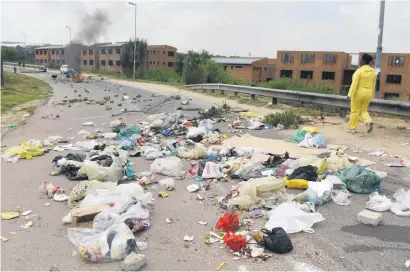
[223,232,247,251]
[216,212,239,232]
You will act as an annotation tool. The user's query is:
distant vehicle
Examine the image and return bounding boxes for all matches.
[60,65,70,74]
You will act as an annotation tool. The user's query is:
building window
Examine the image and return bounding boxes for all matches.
[322,71,335,80]
[83,60,87,65]
[264,67,267,71]
[150,61,152,64]
[281,53,294,62]
[301,53,315,63]
[386,74,402,84]
[384,93,400,100]
[56,50,59,55]
[163,51,165,54]
[108,48,113,54]
[61,50,64,55]
[388,56,405,66]
[323,54,336,64]
[40,51,43,55]
[62,60,65,64]
[44,59,47,63]
[253,67,255,71]
[156,61,159,65]
[83,50,87,55]
[57,59,60,64]
[301,70,314,79]
[153,51,155,54]
[89,49,93,55]
[89,60,94,65]
[108,60,113,66]
[168,51,175,57]
[40,59,43,63]
[168,62,174,68]
[36,50,39,55]
[235,66,243,68]
[116,48,120,54]
[52,59,55,63]
[116,60,121,66]
[101,60,106,66]
[280,70,293,78]
[43,50,47,54]
[51,50,55,55]
[101,49,106,54]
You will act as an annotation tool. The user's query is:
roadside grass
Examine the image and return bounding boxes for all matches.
[1,72,52,113]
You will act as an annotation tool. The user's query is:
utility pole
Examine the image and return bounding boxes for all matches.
[375,0,385,94]
[21,33,26,64]
[66,26,72,43]
[129,2,137,79]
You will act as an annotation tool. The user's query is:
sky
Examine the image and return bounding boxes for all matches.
[1,0,410,59]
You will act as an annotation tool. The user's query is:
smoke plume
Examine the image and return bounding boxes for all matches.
[75,9,111,44]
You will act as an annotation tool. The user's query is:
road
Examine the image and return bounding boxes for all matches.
[1,71,409,271]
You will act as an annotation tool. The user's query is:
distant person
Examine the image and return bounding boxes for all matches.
[13,65,17,73]
[18,62,21,67]
[22,62,25,68]
[347,53,377,134]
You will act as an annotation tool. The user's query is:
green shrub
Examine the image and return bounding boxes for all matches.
[262,111,304,129]
[258,78,336,94]
[146,69,182,83]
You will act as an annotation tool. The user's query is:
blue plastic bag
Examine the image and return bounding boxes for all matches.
[312,134,327,148]
[119,136,136,150]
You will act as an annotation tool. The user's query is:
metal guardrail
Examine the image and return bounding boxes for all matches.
[186,83,410,118]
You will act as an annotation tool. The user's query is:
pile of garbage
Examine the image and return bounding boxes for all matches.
[3,100,410,270]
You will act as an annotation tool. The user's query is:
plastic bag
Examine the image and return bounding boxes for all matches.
[223,232,247,251]
[284,130,306,143]
[93,209,119,232]
[234,161,264,180]
[150,157,184,177]
[302,127,318,134]
[78,156,125,182]
[2,141,44,160]
[187,126,207,139]
[202,162,223,179]
[288,165,318,181]
[283,177,308,189]
[68,180,116,209]
[159,178,175,191]
[265,203,324,234]
[117,125,141,138]
[75,140,99,152]
[118,137,136,150]
[261,227,293,254]
[298,133,313,148]
[216,212,239,232]
[229,176,286,209]
[178,146,206,160]
[366,194,392,212]
[312,134,327,148]
[390,188,410,216]
[331,190,350,205]
[145,151,164,160]
[68,223,137,262]
[336,164,381,194]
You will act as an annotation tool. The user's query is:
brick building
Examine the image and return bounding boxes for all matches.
[211,57,275,83]
[145,45,177,71]
[35,45,65,66]
[359,52,410,100]
[275,51,352,92]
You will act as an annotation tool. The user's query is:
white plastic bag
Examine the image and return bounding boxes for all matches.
[75,140,99,151]
[145,150,163,160]
[68,222,136,262]
[366,194,392,211]
[93,209,119,232]
[298,133,313,148]
[202,162,223,179]
[187,126,207,139]
[390,188,410,216]
[159,178,175,190]
[265,203,324,233]
[331,190,350,206]
[150,157,184,177]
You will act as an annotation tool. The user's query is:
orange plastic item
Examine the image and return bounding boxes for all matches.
[223,232,247,251]
[216,212,239,232]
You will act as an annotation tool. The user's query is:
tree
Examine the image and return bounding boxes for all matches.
[1,60,4,87]
[120,39,147,78]
[181,50,212,84]
[1,47,17,61]
[202,59,233,84]
[174,52,186,76]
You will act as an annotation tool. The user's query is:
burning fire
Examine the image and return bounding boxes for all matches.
[74,73,83,83]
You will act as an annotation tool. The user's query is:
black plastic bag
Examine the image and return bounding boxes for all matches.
[261,227,293,254]
[288,165,318,181]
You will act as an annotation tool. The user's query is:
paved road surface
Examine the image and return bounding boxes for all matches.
[1,71,409,271]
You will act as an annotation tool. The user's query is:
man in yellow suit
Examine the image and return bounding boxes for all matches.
[347,53,377,133]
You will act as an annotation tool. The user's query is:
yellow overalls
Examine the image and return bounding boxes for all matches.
[348,65,377,130]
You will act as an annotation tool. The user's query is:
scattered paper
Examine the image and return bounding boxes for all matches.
[198,221,208,225]
[187,184,200,193]
[165,218,173,224]
[1,236,9,242]
[21,210,32,216]
[183,235,194,242]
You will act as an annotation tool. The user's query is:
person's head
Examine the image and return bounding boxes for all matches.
[361,53,373,66]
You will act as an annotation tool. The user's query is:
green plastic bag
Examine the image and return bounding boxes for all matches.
[284,130,306,143]
[117,125,141,138]
[335,164,381,194]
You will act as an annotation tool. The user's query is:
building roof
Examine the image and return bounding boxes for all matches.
[148,44,176,49]
[211,57,262,65]
[34,45,65,50]
[95,42,126,48]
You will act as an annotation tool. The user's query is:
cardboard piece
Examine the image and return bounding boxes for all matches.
[71,204,110,228]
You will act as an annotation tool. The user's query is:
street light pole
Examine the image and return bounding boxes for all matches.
[21,32,26,64]
[66,26,72,43]
[375,0,385,95]
[129,2,137,79]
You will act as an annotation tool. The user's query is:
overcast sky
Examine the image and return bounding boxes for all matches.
[1,1,410,58]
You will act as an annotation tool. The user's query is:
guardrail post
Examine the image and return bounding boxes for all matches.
[211,89,215,93]
[251,94,256,101]
[339,108,347,117]
[272,97,278,104]
[220,90,225,95]
[234,92,238,97]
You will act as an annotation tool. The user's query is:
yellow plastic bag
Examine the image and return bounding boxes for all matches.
[1,211,20,220]
[240,112,258,119]
[2,141,44,160]
[283,177,308,189]
[302,127,318,134]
